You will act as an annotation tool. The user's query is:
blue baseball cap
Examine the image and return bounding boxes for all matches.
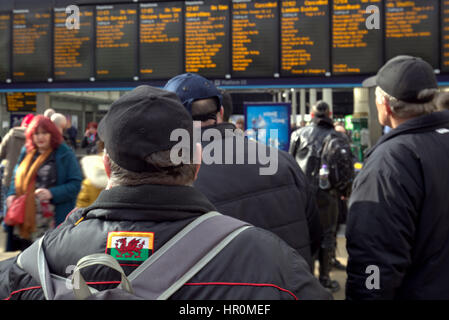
[163,73,223,114]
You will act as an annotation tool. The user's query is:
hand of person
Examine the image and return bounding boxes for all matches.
[35,188,53,201]
[6,195,15,208]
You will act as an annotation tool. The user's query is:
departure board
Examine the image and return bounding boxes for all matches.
[139,2,183,80]
[12,9,52,82]
[0,12,10,82]
[280,0,330,76]
[385,0,439,68]
[332,0,382,75]
[6,92,37,112]
[54,6,94,81]
[185,0,230,78]
[96,4,138,80]
[442,0,449,72]
[232,0,279,77]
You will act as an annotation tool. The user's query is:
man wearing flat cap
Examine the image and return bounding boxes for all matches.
[0,85,331,300]
[346,56,449,299]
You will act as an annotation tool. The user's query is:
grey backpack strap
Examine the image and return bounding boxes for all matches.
[128,211,251,300]
[17,237,55,299]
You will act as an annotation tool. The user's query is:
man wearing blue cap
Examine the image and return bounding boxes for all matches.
[164,73,322,274]
[346,56,449,299]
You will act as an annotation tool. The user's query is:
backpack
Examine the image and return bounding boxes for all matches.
[17,211,251,300]
[320,132,355,193]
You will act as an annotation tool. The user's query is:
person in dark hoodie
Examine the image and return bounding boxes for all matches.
[289,101,342,292]
[164,73,321,274]
[346,55,449,300]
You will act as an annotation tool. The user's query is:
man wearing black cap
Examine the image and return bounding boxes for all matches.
[0,85,331,300]
[346,55,449,299]
[289,100,346,292]
[164,73,322,275]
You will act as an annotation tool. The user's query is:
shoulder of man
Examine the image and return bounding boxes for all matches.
[214,226,332,300]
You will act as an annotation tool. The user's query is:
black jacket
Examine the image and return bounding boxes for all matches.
[193,123,321,269]
[289,117,335,190]
[0,184,331,300]
[346,110,449,300]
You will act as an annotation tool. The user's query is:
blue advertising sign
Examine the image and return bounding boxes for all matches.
[244,102,291,152]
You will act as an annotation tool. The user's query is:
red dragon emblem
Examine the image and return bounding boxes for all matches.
[115,238,144,258]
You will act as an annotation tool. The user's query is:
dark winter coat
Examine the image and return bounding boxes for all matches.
[346,110,449,300]
[193,123,322,269]
[0,184,332,300]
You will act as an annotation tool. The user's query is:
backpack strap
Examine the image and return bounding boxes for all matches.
[17,237,54,299]
[17,211,251,300]
[127,211,251,300]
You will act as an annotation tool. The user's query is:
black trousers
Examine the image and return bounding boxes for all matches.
[315,189,339,279]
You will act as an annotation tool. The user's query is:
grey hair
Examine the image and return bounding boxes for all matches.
[375,86,438,118]
[105,149,197,187]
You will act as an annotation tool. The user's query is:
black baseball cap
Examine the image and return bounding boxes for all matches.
[363,55,438,103]
[98,85,193,173]
[163,73,222,114]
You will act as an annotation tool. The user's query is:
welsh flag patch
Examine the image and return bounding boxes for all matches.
[106,231,154,265]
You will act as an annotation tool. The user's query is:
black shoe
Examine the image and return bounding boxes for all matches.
[320,277,341,293]
[332,258,346,271]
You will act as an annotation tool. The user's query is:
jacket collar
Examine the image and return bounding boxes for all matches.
[366,110,449,158]
[312,116,334,128]
[83,184,216,222]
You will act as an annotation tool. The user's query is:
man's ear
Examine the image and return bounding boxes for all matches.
[384,98,393,115]
[193,142,202,181]
[103,153,111,178]
[216,106,224,124]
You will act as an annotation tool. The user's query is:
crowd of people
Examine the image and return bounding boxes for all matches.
[0,55,448,300]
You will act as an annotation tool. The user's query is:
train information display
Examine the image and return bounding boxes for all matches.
[96,4,138,80]
[332,0,383,75]
[281,0,330,76]
[2,1,449,87]
[54,6,94,81]
[12,9,52,82]
[139,2,183,80]
[442,0,449,72]
[0,12,10,82]
[185,0,230,78]
[6,92,36,112]
[232,0,279,77]
[385,0,439,68]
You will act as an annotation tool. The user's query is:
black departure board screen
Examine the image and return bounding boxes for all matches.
[185,0,230,78]
[442,0,449,72]
[139,2,183,80]
[281,0,330,76]
[332,0,382,75]
[385,0,439,68]
[12,9,52,82]
[0,12,10,82]
[96,4,138,80]
[6,92,36,112]
[232,0,279,77]
[54,6,94,81]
